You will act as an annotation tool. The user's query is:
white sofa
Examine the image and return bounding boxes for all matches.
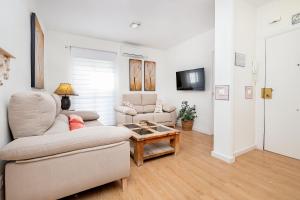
[0,92,131,200]
[115,94,177,127]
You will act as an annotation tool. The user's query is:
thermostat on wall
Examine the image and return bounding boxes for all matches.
[235,52,246,67]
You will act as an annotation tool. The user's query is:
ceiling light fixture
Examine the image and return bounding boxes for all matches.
[130,22,141,29]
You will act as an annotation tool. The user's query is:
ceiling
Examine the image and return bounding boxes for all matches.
[35,0,215,49]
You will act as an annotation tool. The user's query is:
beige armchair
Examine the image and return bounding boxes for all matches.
[0,92,131,200]
[115,94,177,127]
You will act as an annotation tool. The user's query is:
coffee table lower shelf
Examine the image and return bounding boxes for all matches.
[130,142,176,166]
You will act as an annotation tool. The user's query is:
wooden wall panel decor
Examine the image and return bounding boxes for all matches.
[31,13,44,89]
[129,59,142,91]
[144,61,156,91]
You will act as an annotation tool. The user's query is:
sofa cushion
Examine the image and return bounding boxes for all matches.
[123,94,142,105]
[8,92,57,139]
[134,105,144,114]
[0,126,131,161]
[61,111,100,121]
[132,113,154,123]
[154,113,172,123]
[162,104,177,113]
[44,114,69,135]
[143,105,156,113]
[142,94,157,105]
[84,120,103,127]
[51,93,61,116]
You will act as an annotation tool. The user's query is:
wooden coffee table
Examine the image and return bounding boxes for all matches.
[122,121,180,166]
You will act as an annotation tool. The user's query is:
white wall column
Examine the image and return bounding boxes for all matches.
[211,0,235,163]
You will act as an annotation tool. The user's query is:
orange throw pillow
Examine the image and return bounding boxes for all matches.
[69,114,84,131]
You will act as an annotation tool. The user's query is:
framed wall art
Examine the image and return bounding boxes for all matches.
[144,61,156,91]
[215,85,230,100]
[129,59,142,91]
[31,13,45,89]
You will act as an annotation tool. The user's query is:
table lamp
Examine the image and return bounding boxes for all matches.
[54,83,78,110]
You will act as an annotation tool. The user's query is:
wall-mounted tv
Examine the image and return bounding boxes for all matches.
[176,68,205,91]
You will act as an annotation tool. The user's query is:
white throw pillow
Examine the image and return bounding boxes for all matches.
[154,99,163,113]
[115,106,137,116]
[122,101,135,109]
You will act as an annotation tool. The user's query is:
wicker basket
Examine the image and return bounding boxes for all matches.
[181,120,194,131]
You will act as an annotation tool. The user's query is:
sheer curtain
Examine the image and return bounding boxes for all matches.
[71,47,117,125]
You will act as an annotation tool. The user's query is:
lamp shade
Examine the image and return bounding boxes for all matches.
[54,83,77,96]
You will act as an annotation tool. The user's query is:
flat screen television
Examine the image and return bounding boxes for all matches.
[176,68,205,91]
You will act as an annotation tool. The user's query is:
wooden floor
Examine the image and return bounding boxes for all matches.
[63,130,300,200]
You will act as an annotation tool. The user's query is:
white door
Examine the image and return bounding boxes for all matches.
[265,29,300,160]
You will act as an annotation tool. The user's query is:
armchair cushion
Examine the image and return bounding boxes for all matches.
[0,126,131,161]
[115,106,137,116]
[162,104,176,113]
[61,110,99,121]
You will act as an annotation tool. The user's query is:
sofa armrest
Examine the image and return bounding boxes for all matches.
[61,110,99,121]
[0,126,131,161]
[162,104,176,113]
[114,106,137,116]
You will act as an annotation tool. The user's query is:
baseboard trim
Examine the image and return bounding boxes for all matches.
[211,151,235,164]
[234,145,256,157]
[177,126,212,135]
[192,127,212,135]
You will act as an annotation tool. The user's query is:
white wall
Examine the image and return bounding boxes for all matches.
[255,0,300,149]
[0,0,41,196]
[0,0,37,166]
[45,31,169,107]
[233,0,256,155]
[117,44,169,104]
[165,30,214,134]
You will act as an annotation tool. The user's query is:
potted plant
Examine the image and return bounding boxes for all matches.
[177,101,197,131]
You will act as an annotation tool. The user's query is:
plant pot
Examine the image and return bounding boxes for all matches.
[181,120,194,131]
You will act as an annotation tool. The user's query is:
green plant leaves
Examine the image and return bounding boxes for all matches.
[177,101,197,121]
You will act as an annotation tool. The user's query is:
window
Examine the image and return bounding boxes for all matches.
[188,72,199,84]
[71,47,117,125]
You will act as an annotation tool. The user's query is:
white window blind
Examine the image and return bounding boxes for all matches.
[71,47,117,125]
